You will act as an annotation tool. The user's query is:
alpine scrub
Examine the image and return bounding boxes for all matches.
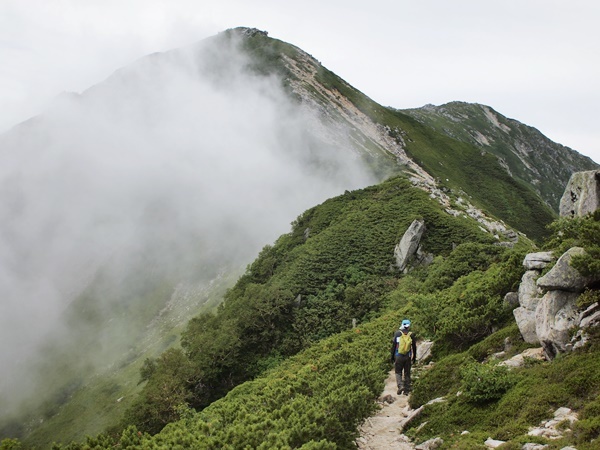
[50,312,403,449]
[120,176,495,435]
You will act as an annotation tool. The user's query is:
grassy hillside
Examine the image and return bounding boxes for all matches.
[3,28,593,448]
[218,29,559,241]
[6,180,600,450]
[401,102,599,210]
[306,61,557,241]
[115,176,499,436]
[43,211,600,450]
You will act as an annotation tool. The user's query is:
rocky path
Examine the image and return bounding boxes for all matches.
[355,369,416,450]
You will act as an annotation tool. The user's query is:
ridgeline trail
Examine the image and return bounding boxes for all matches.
[356,369,416,449]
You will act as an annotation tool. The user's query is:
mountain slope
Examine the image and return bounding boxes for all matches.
[0,27,596,447]
[44,193,600,450]
[231,29,560,240]
[400,101,599,210]
[51,175,529,449]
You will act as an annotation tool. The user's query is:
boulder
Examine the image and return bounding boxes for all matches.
[535,290,580,358]
[580,310,600,329]
[519,270,542,310]
[416,339,434,363]
[559,169,600,217]
[513,307,539,344]
[503,291,519,308]
[580,301,600,319]
[537,247,590,293]
[523,251,555,270]
[415,437,443,450]
[500,347,545,368]
[394,219,426,272]
[484,437,506,448]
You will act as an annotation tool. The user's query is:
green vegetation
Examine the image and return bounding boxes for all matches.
[401,102,599,211]
[239,30,558,241]
[4,29,598,449]
[405,330,600,449]
[117,176,494,435]
[403,211,600,449]
[545,209,600,278]
[46,311,401,449]
[460,360,516,403]
[7,180,599,449]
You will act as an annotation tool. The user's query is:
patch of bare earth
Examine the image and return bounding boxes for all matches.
[355,369,416,450]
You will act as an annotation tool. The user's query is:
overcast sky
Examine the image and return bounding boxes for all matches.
[1,0,599,163]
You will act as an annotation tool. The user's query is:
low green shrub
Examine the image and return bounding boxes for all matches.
[0,439,23,450]
[410,353,467,408]
[52,312,402,449]
[460,361,516,404]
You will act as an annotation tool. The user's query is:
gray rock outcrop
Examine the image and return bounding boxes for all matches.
[513,247,597,357]
[499,347,545,368]
[394,219,426,272]
[503,291,519,308]
[579,302,600,329]
[513,263,544,344]
[527,407,578,440]
[559,169,600,217]
[523,251,554,270]
[519,270,543,309]
[535,290,580,358]
[513,307,539,344]
[537,247,590,293]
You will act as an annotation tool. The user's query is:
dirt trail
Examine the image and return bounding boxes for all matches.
[355,369,416,449]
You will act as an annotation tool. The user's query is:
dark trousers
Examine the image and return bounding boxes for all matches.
[394,353,412,392]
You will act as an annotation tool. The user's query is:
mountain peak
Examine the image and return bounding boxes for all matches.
[225,26,269,38]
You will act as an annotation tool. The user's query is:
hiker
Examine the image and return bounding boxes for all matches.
[390,319,417,395]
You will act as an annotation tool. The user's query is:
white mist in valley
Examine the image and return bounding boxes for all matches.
[0,31,377,417]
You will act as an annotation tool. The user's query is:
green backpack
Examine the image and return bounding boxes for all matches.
[396,331,412,355]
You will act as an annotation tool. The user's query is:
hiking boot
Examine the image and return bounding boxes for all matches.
[397,387,403,395]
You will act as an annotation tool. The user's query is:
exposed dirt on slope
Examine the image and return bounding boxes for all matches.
[355,369,416,450]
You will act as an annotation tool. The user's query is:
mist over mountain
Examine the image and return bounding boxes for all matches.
[0,30,376,415]
[1,27,598,447]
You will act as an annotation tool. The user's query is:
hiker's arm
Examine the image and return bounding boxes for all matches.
[390,335,397,362]
[411,336,417,363]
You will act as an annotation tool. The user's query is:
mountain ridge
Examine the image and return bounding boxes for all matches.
[1,27,598,448]
[400,101,598,210]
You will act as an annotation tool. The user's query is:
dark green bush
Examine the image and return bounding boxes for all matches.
[545,210,600,278]
[460,361,516,403]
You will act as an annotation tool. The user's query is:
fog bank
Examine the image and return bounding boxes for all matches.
[0,32,376,416]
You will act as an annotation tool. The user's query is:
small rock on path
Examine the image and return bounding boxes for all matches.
[356,369,416,449]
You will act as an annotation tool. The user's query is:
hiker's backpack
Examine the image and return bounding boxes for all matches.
[396,331,412,356]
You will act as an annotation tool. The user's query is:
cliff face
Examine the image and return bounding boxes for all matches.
[400,102,599,211]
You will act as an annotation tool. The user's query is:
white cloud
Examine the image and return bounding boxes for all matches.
[0,32,376,411]
[2,0,599,162]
